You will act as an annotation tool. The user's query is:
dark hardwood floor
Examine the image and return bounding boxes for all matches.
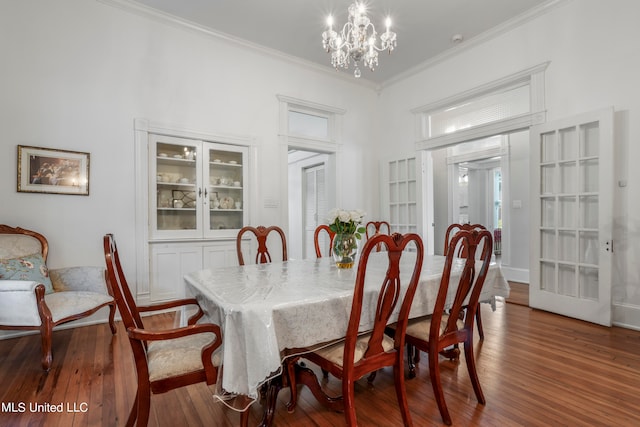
[1,297,639,426]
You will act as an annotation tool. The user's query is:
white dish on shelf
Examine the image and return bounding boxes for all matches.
[219,196,234,209]
[179,178,190,184]
[229,160,238,164]
[213,159,222,163]
[158,153,168,157]
[173,154,183,159]
[233,181,241,187]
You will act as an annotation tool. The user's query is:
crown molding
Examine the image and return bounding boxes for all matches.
[96,0,378,90]
[380,0,571,89]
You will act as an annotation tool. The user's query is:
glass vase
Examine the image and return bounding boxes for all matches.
[333,233,359,269]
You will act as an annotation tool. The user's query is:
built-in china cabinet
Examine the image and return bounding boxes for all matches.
[134,120,253,304]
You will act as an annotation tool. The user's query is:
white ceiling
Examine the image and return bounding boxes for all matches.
[130,0,552,84]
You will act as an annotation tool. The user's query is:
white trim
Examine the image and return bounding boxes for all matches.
[501,266,530,284]
[276,95,346,116]
[278,96,343,238]
[411,63,549,114]
[382,1,567,88]
[97,0,377,90]
[417,112,545,151]
[612,303,640,332]
[133,118,256,303]
[413,63,548,151]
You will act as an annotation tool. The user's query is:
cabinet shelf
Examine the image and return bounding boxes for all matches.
[210,185,243,190]
[211,161,242,167]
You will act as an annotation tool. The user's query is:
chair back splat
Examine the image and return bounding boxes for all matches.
[365,220,391,252]
[406,229,493,425]
[313,224,336,258]
[443,223,490,340]
[236,225,287,265]
[287,232,424,426]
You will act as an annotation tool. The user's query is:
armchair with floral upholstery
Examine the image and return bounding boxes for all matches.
[0,224,116,370]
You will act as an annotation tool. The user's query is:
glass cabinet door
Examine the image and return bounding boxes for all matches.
[150,135,202,239]
[204,143,248,236]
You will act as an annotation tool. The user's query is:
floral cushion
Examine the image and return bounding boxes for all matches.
[0,253,54,294]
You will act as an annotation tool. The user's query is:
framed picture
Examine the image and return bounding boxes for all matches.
[17,145,90,195]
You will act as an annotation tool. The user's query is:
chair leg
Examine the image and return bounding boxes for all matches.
[136,384,152,427]
[40,321,53,371]
[125,390,138,427]
[393,360,413,426]
[475,304,484,340]
[464,340,486,405]
[342,376,357,427]
[285,359,298,412]
[108,301,117,335]
[407,343,417,379]
[429,350,452,426]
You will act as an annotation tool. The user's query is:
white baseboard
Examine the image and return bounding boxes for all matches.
[500,266,529,283]
[612,303,640,331]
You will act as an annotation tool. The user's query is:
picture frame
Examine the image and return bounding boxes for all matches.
[17,145,90,196]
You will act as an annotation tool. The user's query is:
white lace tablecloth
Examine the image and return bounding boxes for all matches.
[184,253,510,402]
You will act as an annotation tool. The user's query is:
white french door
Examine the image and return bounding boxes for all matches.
[530,108,613,326]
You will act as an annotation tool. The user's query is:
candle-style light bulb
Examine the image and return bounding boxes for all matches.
[385,17,391,32]
[327,15,333,29]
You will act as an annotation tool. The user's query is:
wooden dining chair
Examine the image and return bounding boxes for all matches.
[405,228,493,425]
[236,225,288,266]
[313,224,336,258]
[103,234,248,427]
[365,220,391,252]
[444,223,490,339]
[286,232,424,427]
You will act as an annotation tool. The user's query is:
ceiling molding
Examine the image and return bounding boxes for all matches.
[97,0,378,90]
[380,0,570,89]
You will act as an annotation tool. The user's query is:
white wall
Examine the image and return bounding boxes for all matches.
[377,0,640,328]
[0,0,377,335]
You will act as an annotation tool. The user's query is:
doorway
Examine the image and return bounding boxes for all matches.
[433,130,530,282]
[287,149,334,259]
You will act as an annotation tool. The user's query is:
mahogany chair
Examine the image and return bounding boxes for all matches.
[0,224,116,370]
[365,220,391,251]
[443,223,490,339]
[404,229,493,425]
[236,225,288,266]
[286,232,424,427]
[103,234,248,427]
[313,224,336,258]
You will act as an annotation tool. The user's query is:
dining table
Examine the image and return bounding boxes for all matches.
[184,252,510,424]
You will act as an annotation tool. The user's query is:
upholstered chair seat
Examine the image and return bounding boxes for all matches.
[313,333,395,367]
[404,315,465,341]
[147,333,223,383]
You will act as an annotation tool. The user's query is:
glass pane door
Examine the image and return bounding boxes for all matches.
[530,109,613,326]
[152,136,200,238]
[207,144,246,234]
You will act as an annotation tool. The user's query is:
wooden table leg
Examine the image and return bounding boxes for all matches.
[258,377,283,427]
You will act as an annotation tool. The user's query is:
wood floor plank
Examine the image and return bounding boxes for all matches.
[1,301,640,426]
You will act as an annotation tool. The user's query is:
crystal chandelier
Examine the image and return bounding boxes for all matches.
[322,2,397,78]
